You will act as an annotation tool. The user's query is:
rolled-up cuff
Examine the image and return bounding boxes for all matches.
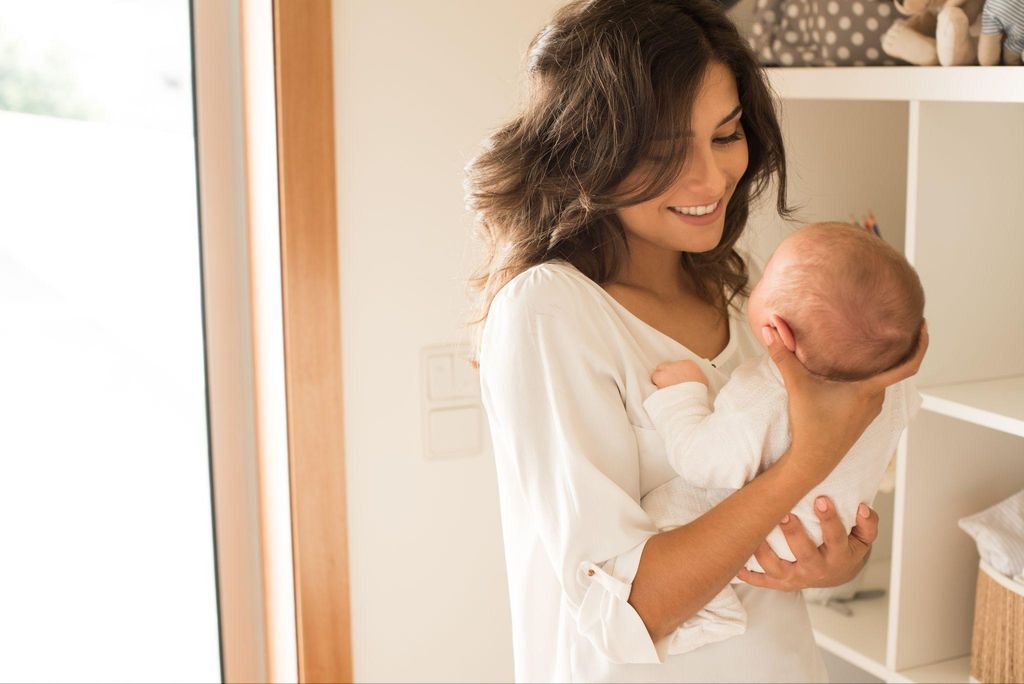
[575,538,668,665]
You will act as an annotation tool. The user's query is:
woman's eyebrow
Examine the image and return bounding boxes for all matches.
[656,105,744,141]
[717,104,742,127]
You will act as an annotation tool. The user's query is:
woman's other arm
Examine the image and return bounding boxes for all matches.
[481,269,674,664]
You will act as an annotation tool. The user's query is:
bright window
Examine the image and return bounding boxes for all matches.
[0,2,221,680]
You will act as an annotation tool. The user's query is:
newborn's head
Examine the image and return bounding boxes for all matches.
[747,222,925,381]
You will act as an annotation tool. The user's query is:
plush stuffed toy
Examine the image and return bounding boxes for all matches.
[978,0,1024,64]
[881,0,985,65]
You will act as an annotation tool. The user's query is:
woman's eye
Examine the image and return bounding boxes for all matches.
[644,129,743,160]
[714,131,744,145]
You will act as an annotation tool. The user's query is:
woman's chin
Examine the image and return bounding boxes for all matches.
[636,218,726,254]
[673,224,725,253]
[687,237,723,253]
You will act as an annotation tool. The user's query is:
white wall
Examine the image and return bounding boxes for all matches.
[332,1,563,681]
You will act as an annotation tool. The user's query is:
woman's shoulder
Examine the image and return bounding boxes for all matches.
[491,259,606,319]
[480,260,620,370]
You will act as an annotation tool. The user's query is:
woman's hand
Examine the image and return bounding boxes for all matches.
[736,496,879,591]
[764,320,929,486]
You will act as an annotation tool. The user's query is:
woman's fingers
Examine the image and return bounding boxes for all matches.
[752,541,793,578]
[864,320,929,393]
[813,496,849,550]
[778,514,818,563]
[736,568,778,589]
[736,567,766,586]
[737,562,795,591]
[850,502,879,550]
[761,326,808,390]
[748,504,882,593]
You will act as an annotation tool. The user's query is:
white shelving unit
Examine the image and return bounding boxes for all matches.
[807,558,891,680]
[920,376,1024,438]
[767,66,1024,103]
[754,67,1024,684]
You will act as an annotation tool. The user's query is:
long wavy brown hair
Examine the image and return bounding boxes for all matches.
[465,0,791,360]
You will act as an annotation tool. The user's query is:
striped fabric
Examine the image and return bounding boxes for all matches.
[959,489,1024,580]
[982,0,1024,55]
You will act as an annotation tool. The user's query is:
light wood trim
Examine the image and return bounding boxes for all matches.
[272,1,353,682]
[192,2,269,681]
[240,0,299,680]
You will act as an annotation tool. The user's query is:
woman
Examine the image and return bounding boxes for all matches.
[465,1,926,681]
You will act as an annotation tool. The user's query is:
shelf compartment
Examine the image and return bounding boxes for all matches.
[909,101,1024,388]
[920,376,1024,438]
[892,655,972,683]
[807,557,891,681]
[889,412,1024,672]
[745,99,907,260]
[766,66,1024,103]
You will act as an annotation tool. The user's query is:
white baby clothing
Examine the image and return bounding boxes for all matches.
[641,353,922,654]
[480,258,829,682]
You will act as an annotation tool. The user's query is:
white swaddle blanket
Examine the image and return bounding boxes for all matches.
[959,489,1024,580]
[641,355,921,655]
[640,478,749,654]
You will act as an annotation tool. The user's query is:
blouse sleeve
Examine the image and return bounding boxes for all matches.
[479,266,668,665]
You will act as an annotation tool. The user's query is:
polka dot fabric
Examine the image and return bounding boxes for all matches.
[749,0,905,66]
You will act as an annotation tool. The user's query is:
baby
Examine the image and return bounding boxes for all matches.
[641,222,924,655]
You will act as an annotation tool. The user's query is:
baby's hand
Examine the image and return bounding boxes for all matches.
[651,360,708,388]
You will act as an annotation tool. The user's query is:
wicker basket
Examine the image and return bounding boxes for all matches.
[971,561,1024,684]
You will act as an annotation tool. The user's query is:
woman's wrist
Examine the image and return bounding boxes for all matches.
[773,443,831,493]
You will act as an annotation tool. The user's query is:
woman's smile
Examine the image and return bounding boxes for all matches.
[668,198,725,226]
[669,198,722,216]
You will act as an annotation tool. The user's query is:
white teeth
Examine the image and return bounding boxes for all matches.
[671,200,719,216]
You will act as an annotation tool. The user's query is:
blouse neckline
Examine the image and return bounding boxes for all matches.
[547,259,741,368]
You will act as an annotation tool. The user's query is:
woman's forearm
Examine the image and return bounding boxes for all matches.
[627,450,818,642]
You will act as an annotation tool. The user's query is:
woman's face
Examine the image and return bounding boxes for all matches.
[615,61,749,254]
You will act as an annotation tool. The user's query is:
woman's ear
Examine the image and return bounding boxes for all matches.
[769,314,797,353]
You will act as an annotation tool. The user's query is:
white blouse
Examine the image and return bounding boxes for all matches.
[479,258,828,683]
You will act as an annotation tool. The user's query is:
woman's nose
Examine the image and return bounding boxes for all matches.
[679,144,726,198]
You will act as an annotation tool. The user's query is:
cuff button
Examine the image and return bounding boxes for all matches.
[586,569,595,577]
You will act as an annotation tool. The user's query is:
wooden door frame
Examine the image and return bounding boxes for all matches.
[194,0,351,681]
[272,1,354,682]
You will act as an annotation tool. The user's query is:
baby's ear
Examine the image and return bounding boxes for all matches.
[769,314,797,353]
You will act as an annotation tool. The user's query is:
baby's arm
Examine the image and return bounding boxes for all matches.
[644,360,775,489]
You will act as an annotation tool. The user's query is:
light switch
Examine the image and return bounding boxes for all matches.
[428,406,482,458]
[452,353,480,399]
[426,354,454,401]
[421,343,488,461]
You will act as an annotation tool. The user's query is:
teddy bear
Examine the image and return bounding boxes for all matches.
[881,0,985,65]
[978,0,1024,64]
